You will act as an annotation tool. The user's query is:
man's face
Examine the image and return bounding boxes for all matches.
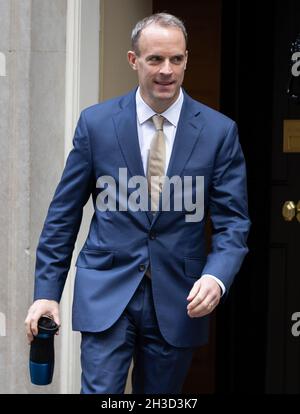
[128,24,188,112]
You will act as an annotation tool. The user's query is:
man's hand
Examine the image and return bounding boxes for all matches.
[24,299,60,343]
[187,276,221,318]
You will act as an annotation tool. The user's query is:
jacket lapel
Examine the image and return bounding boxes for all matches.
[112,91,153,224]
[113,91,145,179]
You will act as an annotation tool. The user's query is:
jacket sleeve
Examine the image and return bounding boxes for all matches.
[34,111,94,302]
[202,121,251,291]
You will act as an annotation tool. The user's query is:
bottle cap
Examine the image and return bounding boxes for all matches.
[38,316,59,335]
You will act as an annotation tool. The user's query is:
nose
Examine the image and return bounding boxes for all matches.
[160,59,173,76]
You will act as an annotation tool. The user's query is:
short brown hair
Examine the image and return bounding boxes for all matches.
[131,13,188,56]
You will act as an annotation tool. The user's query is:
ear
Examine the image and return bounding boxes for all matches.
[184,50,188,70]
[127,51,138,70]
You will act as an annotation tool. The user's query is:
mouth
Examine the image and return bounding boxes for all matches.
[154,80,175,86]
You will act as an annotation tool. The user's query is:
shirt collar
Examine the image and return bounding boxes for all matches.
[136,87,184,127]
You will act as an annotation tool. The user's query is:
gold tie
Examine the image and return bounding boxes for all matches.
[147,114,166,212]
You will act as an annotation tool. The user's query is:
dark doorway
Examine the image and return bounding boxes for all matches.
[216,0,274,394]
[218,0,300,394]
[264,0,300,393]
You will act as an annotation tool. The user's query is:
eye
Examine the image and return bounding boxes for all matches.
[147,56,162,63]
[171,56,184,64]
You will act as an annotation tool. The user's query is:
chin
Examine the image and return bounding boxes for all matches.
[154,91,177,100]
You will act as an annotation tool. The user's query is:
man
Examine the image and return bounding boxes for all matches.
[25,13,250,393]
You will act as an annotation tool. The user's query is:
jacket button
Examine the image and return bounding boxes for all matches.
[149,232,156,240]
[139,264,146,272]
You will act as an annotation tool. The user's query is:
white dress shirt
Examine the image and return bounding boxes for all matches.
[136,87,182,175]
[135,87,226,296]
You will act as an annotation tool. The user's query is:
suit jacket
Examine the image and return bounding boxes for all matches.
[34,89,250,347]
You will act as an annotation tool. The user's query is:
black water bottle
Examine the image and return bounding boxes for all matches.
[29,316,59,385]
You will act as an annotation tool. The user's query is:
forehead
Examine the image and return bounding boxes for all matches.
[138,24,186,55]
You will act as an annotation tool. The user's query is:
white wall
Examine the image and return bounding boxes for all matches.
[60,0,100,394]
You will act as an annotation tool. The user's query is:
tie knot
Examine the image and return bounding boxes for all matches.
[152,114,165,131]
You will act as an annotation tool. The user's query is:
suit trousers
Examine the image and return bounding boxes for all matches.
[80,276,195,394]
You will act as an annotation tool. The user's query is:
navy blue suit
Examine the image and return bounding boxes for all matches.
[34,89,250,392]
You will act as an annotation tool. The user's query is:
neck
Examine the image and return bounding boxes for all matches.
[140,90,180,114]
[151,101,173,114]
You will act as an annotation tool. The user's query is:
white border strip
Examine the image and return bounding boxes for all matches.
[64,0,81,158]
[60,0,82,394]
[0,52,6,76]
[61,0,100,394]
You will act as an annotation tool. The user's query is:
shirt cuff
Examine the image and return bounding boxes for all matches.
[200,274,226,296]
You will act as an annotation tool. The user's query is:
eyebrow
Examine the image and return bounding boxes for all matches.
[146,55,162,60]
[145,54,185,60]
